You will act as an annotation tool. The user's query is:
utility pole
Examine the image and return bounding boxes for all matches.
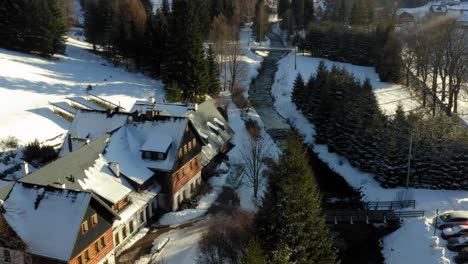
[405,133,413,189]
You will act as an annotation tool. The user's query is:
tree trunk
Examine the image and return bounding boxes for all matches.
[441,75,447,102]
[448,76,454,115]
[406,68,410,87]
[431,68,438,116]
[453,88,459,113]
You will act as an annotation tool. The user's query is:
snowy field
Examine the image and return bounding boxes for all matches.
[272,52,468,264]
[0,28,163,145]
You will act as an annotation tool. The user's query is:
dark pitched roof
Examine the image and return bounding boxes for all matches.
[186,101,234,166]
[20,136,132,205]
[20,135,109,190]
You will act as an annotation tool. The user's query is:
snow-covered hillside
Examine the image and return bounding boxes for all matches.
[0,28,163,144]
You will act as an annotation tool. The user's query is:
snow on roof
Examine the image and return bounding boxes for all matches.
[104,118,188,185]
[21,135,109,189]
[68,110,130,140]
[140,134,173,153]
[79,155,132,204]
[130,101,193,117]
[187,101,233,166]
[67,96,106,111]
[214,118,225,128]
[3,183,91,261]
[50,101,77,115]
[207,121,219,132]
[21,136,134,205]
[396,2,433,18]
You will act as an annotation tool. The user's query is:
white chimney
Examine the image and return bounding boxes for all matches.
[109,162,120,177]
[21,161,29,176]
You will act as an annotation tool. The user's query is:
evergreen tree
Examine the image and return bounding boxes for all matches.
[207,44,221,95]
[196,0,211,39]
[350,0,372,26]
[377,32,402,82]
[292,73,305,106]
[0,0,67,56]
[255,133,336,264]
[210,0,225,19]
[84,0,113,51]
[292,0,305,29]
[242,239,267,264]
[161,0,171,16]
[304,0,315,26]
[165,0,209,102]
[278,0,290,18]
[151,9,169,76]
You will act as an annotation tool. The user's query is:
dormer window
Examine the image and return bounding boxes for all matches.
[140,134,173,161]
[214,118,225,130]
[207,121,219,135]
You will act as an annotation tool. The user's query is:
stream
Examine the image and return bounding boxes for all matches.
[248,31,395,264]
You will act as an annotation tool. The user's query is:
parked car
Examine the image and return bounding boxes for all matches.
[442,225,468,239]
[448,236,468,251]
[434,211,468,229]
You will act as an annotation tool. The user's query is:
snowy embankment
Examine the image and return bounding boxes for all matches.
[272,52,467,264]
[0,28,163,145]
[230,28,280,211]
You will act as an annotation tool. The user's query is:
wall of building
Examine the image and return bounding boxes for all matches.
[172,171,202,211]
[69,227,115,264]
[113,203,151,255]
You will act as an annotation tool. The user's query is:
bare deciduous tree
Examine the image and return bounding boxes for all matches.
[198,211,253,264]
[241,137,271,200]
[226,40,248,92]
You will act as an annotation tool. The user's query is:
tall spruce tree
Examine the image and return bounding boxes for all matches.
[207,44,221,95]
[278,0,290,18]
[165,0,208,102]
[242,239,267,264]
[292,0,305,29]
[255,133,336,264]
[304,0,315,26]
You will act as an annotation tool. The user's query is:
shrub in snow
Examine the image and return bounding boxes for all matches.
[198,210,253,264]
[1,136,20,150]
[244,119,261,141]
[232,86,250,113]
[22,139,57,164]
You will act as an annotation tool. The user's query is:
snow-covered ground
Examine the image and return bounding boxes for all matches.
[0,28,163,145]
[272,52,468,264]
[275,52,421,116]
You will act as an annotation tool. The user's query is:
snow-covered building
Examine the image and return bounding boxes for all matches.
[1,182,118,264]
[131,100,234,173]
[19,135,162,255]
